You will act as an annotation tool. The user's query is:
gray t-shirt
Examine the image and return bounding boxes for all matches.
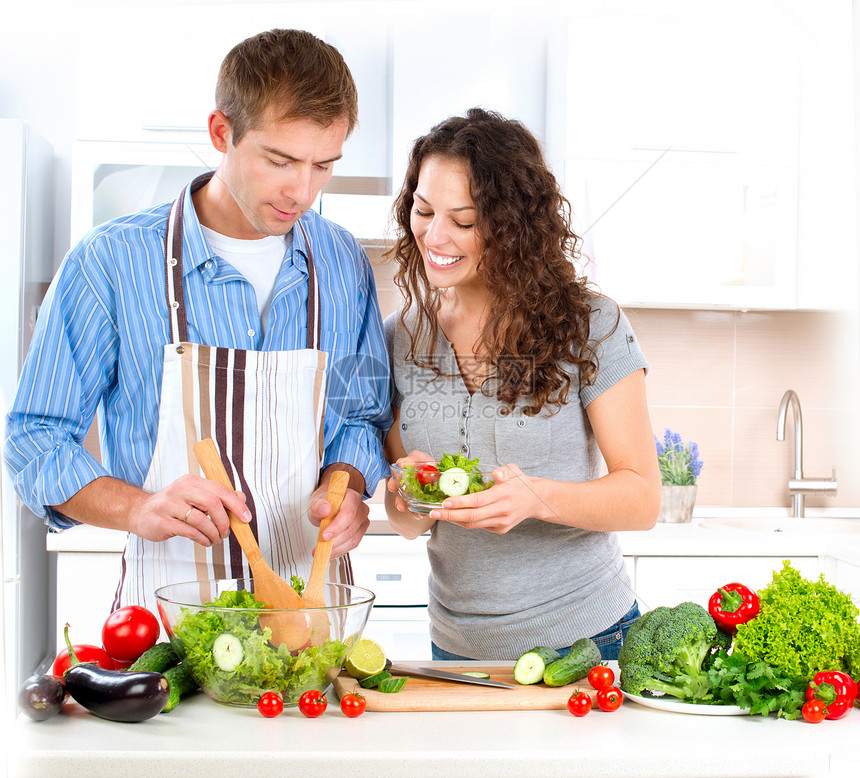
[384,295,649,660]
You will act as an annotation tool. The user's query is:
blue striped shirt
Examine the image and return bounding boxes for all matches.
[4,182,392,530]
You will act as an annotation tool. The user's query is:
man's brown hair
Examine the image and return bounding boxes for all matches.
[215,28,358,145]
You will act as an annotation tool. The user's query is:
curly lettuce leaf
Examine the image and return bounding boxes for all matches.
[732,560,860,682]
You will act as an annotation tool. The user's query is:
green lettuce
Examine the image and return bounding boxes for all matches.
[172,589,346,706]
[732,560,860,682]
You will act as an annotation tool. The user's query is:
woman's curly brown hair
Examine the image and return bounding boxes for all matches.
[389,108,613,416]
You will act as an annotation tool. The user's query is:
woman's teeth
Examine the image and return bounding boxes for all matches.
[428,250,463,266]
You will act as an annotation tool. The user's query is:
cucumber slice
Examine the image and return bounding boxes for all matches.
[513,646,562,685]
[212,632,244,672]
[438,467,470,497]
[359,670,393,689]
[461,671,491,679]
[378,676,408,693]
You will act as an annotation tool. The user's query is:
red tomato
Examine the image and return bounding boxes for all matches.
[416,465,440,487]
[257,692,284,718]
[340,692,367,718]
[298,689,328,718]
[101,606,160,663]
[567,690,592,717]
[587,665,615,690]
[52,644,115,677]
[802,699,827,724]
[596,686,623,712]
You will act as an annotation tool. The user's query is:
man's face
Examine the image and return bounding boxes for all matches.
[213,113,348,239]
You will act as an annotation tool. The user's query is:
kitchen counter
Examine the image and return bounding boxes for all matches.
[9,662,859,778]
[46,508,860,556]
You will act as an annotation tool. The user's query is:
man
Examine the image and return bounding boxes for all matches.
[4,29,392,609]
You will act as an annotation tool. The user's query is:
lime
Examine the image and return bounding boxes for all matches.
[345,638,387,680]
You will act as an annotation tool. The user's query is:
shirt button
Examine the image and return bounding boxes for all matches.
[517,419,526,427]
[247,329,255,338]
[459,427,465,435]
[460,445,467,453]
[401,423,408,431]
[462,409,467,417]
[205,261,213,269]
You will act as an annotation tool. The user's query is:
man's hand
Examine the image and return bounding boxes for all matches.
[308,465,369,557]
[54,474,252,548]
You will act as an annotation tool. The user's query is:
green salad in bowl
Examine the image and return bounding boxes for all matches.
[155,579,374,708]
[391,453,494,514]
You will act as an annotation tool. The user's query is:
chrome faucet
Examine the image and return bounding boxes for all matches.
[776,389,837,517]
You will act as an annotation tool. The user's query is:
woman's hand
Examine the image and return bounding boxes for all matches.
[428,463,550,534]
[387,449,433,514]
[384,449,437,539]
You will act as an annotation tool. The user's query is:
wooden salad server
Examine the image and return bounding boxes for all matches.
[192,438,312,651]
[302,470,350,646]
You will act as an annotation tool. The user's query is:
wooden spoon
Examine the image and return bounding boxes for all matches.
[192,438,312,651]
[303,470,350,646]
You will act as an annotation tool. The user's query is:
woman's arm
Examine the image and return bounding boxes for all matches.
[382,407,437,539]
[426,369,662,534]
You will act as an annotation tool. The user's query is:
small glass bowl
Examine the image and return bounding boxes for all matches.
[390,461,494,515]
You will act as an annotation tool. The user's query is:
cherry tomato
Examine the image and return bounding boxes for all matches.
[587,665,615,690]
[101,605,160,663]
[567,690,592,717]
[802,698,827,723]
[340,692,367,718]
[257,692,284,718]
[52,644,115,678]
[596,686,624,712]
[297,689,328,718]
[416,464,440,487]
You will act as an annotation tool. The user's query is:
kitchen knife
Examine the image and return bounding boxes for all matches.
[386,663,514,688]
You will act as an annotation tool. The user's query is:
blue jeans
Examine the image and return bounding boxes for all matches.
[431,601,642,662]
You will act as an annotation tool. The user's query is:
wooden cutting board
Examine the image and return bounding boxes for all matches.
[331,664,596,712]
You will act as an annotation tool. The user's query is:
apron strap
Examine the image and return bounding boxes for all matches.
[296,221,321,352]
[164,172,321,350]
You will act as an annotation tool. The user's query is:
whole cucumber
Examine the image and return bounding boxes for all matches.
[161,664,199,713]
[542,638,602,687]
[129,642,179,674]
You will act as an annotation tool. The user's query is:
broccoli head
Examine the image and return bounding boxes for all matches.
[618,601,725,701]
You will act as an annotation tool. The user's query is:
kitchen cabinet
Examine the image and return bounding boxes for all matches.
[561,0,856,311]
[47,516,852,663]
[629,555,820,611]
[71,3,391,189]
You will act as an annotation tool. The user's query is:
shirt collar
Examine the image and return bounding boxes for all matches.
[177,175,216,277]
[176,176,311,278]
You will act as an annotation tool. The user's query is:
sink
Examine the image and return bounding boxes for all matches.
[699,518,860,534]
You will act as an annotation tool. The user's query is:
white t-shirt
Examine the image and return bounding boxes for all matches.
[201,226,288,333]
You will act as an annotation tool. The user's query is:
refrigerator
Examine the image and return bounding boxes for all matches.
[0,119,56,711]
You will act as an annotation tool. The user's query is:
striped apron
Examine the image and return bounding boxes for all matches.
[114,173,350,611]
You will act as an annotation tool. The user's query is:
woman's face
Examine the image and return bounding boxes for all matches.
[410,155,483,291]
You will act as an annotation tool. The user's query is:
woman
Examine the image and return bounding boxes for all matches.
[383,108,661,662]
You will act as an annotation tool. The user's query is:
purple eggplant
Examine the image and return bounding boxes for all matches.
[65,663,169,722]
[18,673,67,721]
[62,623,168,722]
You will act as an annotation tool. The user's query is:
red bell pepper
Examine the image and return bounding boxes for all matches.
[707,582,760,635]
[806,671,858,720]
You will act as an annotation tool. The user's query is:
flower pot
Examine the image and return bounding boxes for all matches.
[658,484,697,524]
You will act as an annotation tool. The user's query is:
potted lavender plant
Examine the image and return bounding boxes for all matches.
[655,428,703,523]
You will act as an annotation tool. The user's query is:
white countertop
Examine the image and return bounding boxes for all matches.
[9,662,859,778]
[46,510,860,565]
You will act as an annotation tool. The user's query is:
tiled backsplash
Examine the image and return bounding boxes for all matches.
[367,246,860,510]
